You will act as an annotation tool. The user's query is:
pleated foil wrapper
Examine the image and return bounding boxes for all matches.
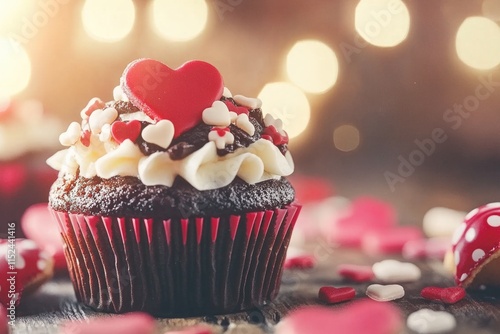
[50,203,301,316]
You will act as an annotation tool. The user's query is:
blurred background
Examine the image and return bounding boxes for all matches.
[1,0,500,227]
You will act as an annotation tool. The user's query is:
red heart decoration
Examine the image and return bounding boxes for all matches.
[111,120,142,144]
[80,130,91,147]
[337,264,375,282]
[318,286,356,304]
[121,59,224,138]
[421,286,465,304]
[284,254,316,270]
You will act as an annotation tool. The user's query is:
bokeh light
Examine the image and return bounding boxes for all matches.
[81,0,136,43]
[286,40,339,94]
[456,16,500,70]
[482,0,500,22]
[0,39,31,97]
[150,0,208,42]
[333,124,361,152]
[0,1,23,32]
[354,0,410,47]
[258,82,311,139]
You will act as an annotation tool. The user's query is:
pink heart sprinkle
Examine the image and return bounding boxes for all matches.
[111,120,142,144]
[421,286,466,304]
[318,286,356,304]
[60,313,156,334]
[80,130,91,147]
[284,254,316,270]
[337,264,375,282]
[276,300,402,334]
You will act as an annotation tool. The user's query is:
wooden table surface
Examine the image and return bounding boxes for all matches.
[11,243,500,334]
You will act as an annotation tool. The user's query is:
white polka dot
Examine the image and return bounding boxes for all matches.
[454,250,460,265]
[39,251,50,260]
[486,202,500,208]
[452,223,467,245]
[487,215,500,227]
[465,228,477,242]
[15,253,25,269]
[459,273,468,282]
[465,208,479,221]
[472,249,486,262]
[37,259,47,271]
[21,240,38,250]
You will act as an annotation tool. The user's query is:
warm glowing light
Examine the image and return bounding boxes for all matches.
[483,0,500,22]
[81,0,136,43]
[258,82,310,139]
[150,0,208,42]
[456,16,500,70]
[354,0,410,47]
[0,1,22,31]
[0,39,31,97]
[286,40,339,94]
[333,124,360,152]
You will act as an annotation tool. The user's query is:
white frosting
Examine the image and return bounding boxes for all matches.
[47,89,295,191]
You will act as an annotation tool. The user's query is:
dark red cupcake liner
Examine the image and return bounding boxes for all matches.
[50,203,301,316]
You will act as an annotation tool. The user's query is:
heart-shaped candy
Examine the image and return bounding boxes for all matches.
[141,120,174,148]
[202,100,231,127]
[276,300,402,334]
[318,286,356,304]
[284,254,316,270]
[121,59,224,138]
[59,122,82,146]
[111,120,142,144]
[366,284,405,302]
[407,309,456,334]
[337,264,375,282]
[372,259,421,283]
[421,286,466,304]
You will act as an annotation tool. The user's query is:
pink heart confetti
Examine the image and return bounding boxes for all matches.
[276,300,402,334]
[283,254,316,270]
[337,264,375,282]
[318,286,356,304]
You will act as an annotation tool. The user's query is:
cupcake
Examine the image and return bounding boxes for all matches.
[0,98,62,235]
[47,59,300,316]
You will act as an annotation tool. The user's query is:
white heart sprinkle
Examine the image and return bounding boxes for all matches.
[472,249,485,262]
[235,114,255,136]
[459,273,468,282]
[202,101,231,127]
[99,123,111,142]
[208,128,234,149]
[366,284,404,301]
[223,87,232,97]
[89,107,118,134]
[407,309,456,334]
[229,111,238,122]
[372,259,421,283]
[465,228,476,242]
[113,85,129,102]
[142,120,175,149]
[59,122,82,146]
[37,258,47,271]
[264,113,285,134]
[233,94,262,109]
[487,215,500,227]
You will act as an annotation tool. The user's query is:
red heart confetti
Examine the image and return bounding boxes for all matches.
[337,264,375,282]
[284,254,316,270]
[111,120,142,144]
[213,127,230,137]
[80,130,91,147]
[318,286,356,304]
[421,286,466,304]
[223,99,248,115]
[121,59,224,138]
[262,125,289,146]
[80,97,106,119]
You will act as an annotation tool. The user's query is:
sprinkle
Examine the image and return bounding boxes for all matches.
[318,286,355,304]
[372,259,421,283]
[407,309,456,334]
[366,284,404,302]
[202,101,231,127]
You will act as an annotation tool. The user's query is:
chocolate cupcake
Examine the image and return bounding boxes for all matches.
[47,59,300,316]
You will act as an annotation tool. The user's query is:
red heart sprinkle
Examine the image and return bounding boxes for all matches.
[111,120,142,144]
[81,97,105,118]
[421,286,466,304]
[318,286,356,304]
[284,254,316,269]
[80,130,91,147]
[338,264,375,282]
[122,59,224,138]
[223,99,248,115]
[263,125,289,146]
